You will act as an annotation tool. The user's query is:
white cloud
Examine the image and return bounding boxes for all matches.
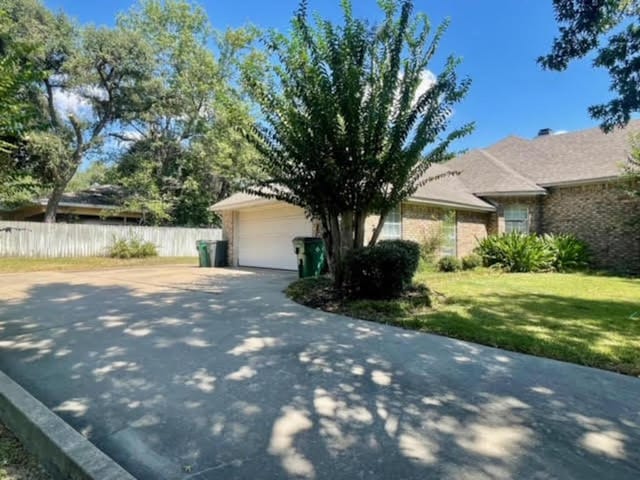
[414,70,436,105]
[553,130,568,135]
[53,89,92,119]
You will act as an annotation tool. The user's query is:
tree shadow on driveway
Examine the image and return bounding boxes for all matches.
[0,268,639,479]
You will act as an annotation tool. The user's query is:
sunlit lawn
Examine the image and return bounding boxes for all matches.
[0,256,198,274]
[411,270,640,375]
[288,269,640,375]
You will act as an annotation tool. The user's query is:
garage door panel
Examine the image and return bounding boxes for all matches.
[238,204,312,270]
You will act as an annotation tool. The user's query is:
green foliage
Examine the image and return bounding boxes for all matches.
[344,240,421,299]
[1,0,156,221]
[624,134,640,226]
[477,232,591,273]
[66,162,111,192]
[476,233,555,273]
[419,226,444,264]
[108,237,158,259]
[461,253,482,271]
[543,233,591,272]
[107,0,260,226]
[377,240,421,278]
[539,0,640,130]
[437,255,461,272]
[242,0,472,285]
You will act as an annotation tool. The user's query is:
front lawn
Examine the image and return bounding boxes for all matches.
[0,256,198,274]
[287,270,640,376]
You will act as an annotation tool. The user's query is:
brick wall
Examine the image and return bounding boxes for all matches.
[457,210,490,257]
[402,203,446,244]
[542,182,640,273]
[221,210,236,266]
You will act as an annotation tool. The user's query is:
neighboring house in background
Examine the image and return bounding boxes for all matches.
[212,121,640,273]
[0,185,142,225]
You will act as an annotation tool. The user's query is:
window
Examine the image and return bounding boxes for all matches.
[504,205,529,234]
[380,206,402,240]
[441,210,457,257]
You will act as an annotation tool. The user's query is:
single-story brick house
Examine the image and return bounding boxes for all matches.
[212,122,640,273]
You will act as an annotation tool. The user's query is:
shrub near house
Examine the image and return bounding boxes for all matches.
[344,240,421,299]
[475,232,590,273]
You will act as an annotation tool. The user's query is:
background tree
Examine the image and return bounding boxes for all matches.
[1,0,155,222]
[539,0,640,131]
[108,0,261,226]
[0,8,44,204]
[243,0,472,286]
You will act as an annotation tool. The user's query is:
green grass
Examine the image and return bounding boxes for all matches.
[0,256,198,274]
[287,270,640,376]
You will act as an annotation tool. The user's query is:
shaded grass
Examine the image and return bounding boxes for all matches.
[287,270,640,376]
[0,423,49,480]
[0,256,198,274]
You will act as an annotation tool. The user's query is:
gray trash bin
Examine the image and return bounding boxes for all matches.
[205,240,228,267]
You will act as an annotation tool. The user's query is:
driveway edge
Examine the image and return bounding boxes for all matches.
[0,370,136,480]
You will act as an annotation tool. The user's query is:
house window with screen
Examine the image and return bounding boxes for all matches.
[380,206,402,240]
[441,210,457,257]
[504,204,529,233]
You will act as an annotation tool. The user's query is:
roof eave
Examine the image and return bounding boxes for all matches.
[475,190,547,197]
[209,198,277,212]
[539,175,621,188]
[405,197,496,212]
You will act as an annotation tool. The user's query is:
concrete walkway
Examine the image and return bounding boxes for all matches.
[0,266,638,479]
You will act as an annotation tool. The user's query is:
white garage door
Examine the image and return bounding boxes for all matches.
[238,204,312,270]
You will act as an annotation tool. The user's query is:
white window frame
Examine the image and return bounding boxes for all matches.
[440,210,457,257]
[504,204,529,234]
[380,205,402,240]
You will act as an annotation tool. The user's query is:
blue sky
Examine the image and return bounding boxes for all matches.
[44,0,613,151]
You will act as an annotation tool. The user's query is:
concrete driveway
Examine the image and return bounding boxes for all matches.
[0,266,639,479]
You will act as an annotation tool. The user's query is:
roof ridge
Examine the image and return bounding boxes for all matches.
[477,149,544,191]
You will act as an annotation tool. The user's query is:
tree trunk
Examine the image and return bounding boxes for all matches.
[321,211,362,290]
[368,212,387,246]
[44,183,66,223]
[354,211,366,249]
[44,152,83,224]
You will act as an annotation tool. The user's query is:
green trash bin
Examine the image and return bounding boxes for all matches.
[206,240,229,267]
[292,237,326,278]
[196,240,212,267]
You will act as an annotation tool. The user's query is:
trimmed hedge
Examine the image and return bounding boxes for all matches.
[344,240,420,299]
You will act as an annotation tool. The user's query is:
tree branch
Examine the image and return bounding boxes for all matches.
[43,78,59,128]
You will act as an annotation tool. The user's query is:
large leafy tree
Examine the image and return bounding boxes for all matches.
[1,0,154,222]
[109,0,261,226]
[0,8,44,203]
[539,0,640,131]
[243,0,472,285]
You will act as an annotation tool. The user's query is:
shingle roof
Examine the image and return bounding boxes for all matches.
[411,163,496,210]
[491,120,640,185]
[446,148,545,195]
[213,165,496,212]
[53,185,128,207]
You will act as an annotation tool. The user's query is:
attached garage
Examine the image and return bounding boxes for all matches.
[212,194,314,270]
[222,201,312,270]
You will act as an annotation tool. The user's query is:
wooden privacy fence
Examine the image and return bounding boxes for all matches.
[0,221,222,258]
